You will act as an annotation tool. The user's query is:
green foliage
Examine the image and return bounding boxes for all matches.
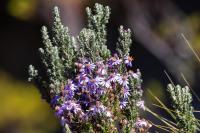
[86,3,110,47]
[116,26,132,58]
[120,69,143,132]
[167,84,198,133]
[39,26,65,94]
[29,6,78,95]
[52,7,77,74]
[129,70,143,118]
[78,3,111,62]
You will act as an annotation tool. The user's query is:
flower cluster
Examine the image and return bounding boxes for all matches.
[29,3,149,133]
[50,54,145,132]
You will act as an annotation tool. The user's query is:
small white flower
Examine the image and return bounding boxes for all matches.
[95,76,105,85]
[134,118,152,130]
[101,68,107,75]
[105,111,112,117]
[135,119,148,127]
[100,79,111,88]
[136,100,145,110]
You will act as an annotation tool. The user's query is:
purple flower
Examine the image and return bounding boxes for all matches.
[95,76,105,85]
[99,73,120,89]
[64,90,74,100]
[51,52,144,130]
[95,75,111,88]
[63,102,73,111]
[87,79,98,94]
[62,101,83,115]
[108,73,120,83]
[122,87,130,98]
[96,87,105,95]
[128,71,139,79]
[55,101,84,128]
[84,62,96,73]
[51,95,61,106]
[120,100,128,109]
[89,103,106,116]
[64,80,77,100]
[108,54,122,67]
[55,106,63,117]
[134,118,152,129]
[65,80,77,91]
[113,73,122,82]
[88,103,112,118]
[96,66,107,75]
[71,102,83,114]
[96,61,107,75]
[124,56,133,67]
[77,74,90,86]
[79,93,91,107]
[112,58,122,66]
[118,75,129,87]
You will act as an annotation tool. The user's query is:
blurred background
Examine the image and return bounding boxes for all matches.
[0,0,200,132]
